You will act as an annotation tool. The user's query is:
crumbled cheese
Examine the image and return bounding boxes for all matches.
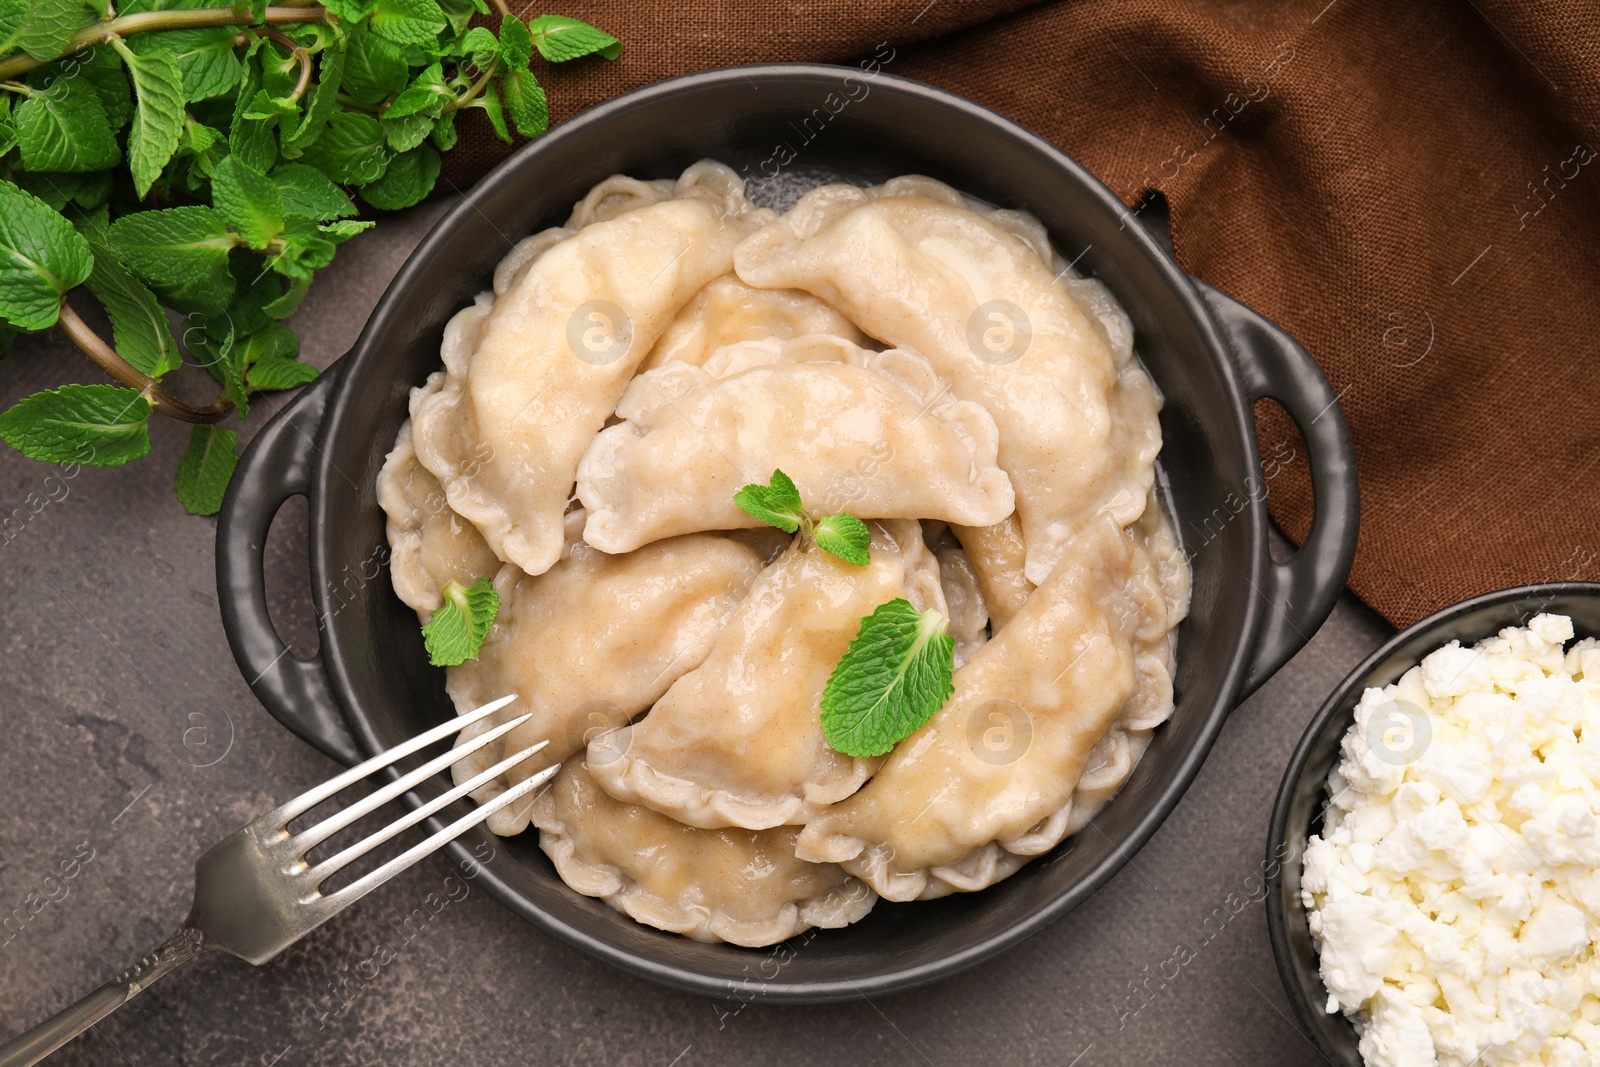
[1302,614,1600,1067]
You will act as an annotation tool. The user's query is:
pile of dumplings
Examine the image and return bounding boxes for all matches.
[377,161,1192,947]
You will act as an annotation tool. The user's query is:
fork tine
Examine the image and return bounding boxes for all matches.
[287,712,542,854]
[269,695,518,825]
[319,761,562,910]
[304,739,552,885]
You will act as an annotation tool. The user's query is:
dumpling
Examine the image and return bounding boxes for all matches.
[942,353,1160,633]
[641,274,866,371]
[949,516,1033,632]
[795,517,1175,901]
[447,529,767,836]
[376,410,500,616]
[735,180,1140,584]
[936,542,989,668]
[1050,497,1190,839]
[531,760,875,947]
[410,162,774,578]
[587,520,943,829]
[576,342,1014,553]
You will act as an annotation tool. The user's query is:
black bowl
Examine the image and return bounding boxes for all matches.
[1266,582,1600,1061]
[217,64,1359,1001]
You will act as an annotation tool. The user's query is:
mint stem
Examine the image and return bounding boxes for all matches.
[0,6,332,81]
[57,300,235,425]
[259,27,314,105]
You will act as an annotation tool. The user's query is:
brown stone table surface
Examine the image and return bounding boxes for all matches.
[0,197,1388,1066]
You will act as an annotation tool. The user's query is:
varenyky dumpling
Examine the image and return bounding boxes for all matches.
[949,515,1033,632]
[576,340,1014,553]
[376,408,500,615]
[935,541,989,668]
[1057,495,1190,839]
[641,274,866,371]
[447,526,767,836]
[410,162,775,577]
[736,177,1154,584]
[795,517,1175,901]
[531,761,875,947]
[587,520,943,829]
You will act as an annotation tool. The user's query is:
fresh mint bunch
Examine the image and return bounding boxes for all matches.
[0,0,619,514]
[734,468,872,566]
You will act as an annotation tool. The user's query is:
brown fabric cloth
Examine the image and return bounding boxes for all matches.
[442,0,1600,628]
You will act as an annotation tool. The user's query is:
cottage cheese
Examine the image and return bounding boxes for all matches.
[1302,614,1600,1067]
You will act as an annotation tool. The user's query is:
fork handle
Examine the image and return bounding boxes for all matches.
[0,927,205,1067]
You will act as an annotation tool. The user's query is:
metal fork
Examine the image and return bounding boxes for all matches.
[0,696,553,1067]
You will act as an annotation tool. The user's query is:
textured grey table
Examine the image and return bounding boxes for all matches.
[0,196,1388,1066]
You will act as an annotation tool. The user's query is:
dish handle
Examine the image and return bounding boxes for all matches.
[1195,281,1360,698]
[215,363,363,767]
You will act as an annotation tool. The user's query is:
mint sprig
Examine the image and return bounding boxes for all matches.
[734,468,803,533]
[734,468,872,566]
[820,598,956,758]
[421,575,498,666]
[0,2,620,515]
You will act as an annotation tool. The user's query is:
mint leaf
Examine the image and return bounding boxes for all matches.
[193,318,269,416]
[434,0,478,35]
[231,319,297,368]
[268,217,336,279]
[247,354,318,390]
[384,61,450,119]
[358,143,438,210]
[174,423,237,514]
[430,110,456,151]
[113,40,187,197]
[73,46,133,131]
[368,0,446,46]
[497,13,531,69]
[320,0,374,23]
[130,27,240,102]
[525,14,621,62]
[270,163,357,221]
[381,109,433,152]
[15,77,120,173]
[229,49,278,172]
[342,23,409,105]
[0,178,92,330]
[280,40,344,159]
[180,117,222,156]
[820,599,956,758]
[15,0,92,63]
[212,156,285,250]
[319,219,373,241]
[814,513,870,567]
[78,216,182,379]
[734,468,803,533]
[299,110,387,184]
[459,24,497,70]
[109,206,238,316]
[500,67,547,138]
[421,576,498,665]
[475,78,509,142]
[244,89,298,121]
[0,384,153,466]
[261,274,309,318]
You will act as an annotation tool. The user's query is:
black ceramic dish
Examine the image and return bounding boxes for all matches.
[217,64,1359,1002]
[1267,582,1600,1062]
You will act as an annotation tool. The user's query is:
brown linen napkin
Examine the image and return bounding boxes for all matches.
[443,0,1600,628]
